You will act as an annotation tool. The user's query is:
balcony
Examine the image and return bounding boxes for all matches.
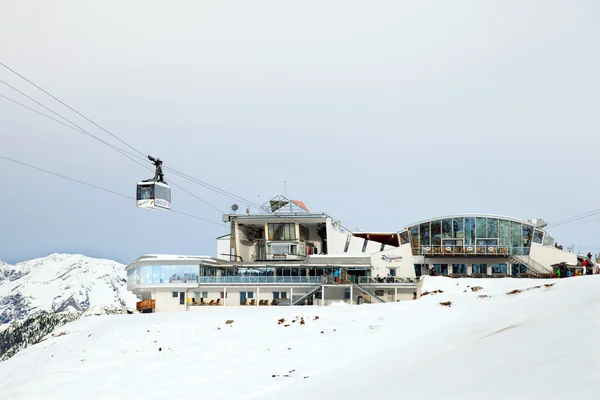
[136,299,155,311]
[198,276,322,284]
[414,245,529,257]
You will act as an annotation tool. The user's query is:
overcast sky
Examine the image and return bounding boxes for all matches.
[1,0,599,264]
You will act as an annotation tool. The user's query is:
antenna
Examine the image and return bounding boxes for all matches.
[284,181,287,197]
[231,204,239,213]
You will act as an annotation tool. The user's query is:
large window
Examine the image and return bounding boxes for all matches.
[476,217,487,238]
[491,263,507,274]
[268,243,298,256]
[154,184,171,203]
[463,217,474,245]
[472,264,488,274]
[442,219,453,239]
[533,229,544,244]
[414,264,422,277]
[131,264,199,285]
[268,223,296,240]
[453,218,464,239]
[499,219,511,247]
[136,185,153,200]
[522,225,533,247]
[399,230,410,245]
[433,264,448,275]
[487,218,498,238]
[299,225,309,240]
[410,226,419,250]
[452,264,466,274]
[511,222,522,253]
[420,223,431,247]
[431,220,441,246]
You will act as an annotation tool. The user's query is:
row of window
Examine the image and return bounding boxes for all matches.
[404,217,554,255]
[414,263,528,276]
[128,265,199,285]
[127,265,346,286]
[173,291,289,304]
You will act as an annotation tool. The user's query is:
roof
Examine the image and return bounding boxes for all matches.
[216,234,231,240]
[403,214,543,230]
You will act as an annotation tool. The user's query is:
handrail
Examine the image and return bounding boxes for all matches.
[353,284,386,303]
[413,245,533,256]
[358,277,418,284]
[198,276,322,284]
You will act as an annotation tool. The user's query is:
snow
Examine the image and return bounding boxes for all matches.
[0,276,599,399]
[0,254,137,325]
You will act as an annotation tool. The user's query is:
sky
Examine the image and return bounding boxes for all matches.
[1,0,599,264]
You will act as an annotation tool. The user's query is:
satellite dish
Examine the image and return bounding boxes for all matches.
[231,204,239,212]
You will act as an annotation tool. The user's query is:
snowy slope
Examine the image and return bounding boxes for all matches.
[0,254,137,325]
[0,275,598,399]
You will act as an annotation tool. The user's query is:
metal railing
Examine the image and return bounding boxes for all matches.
[352,284,386,303]
[413,245,532,256]
[357,277,418,285]
[198,276,322,284]
[508,255,552,278]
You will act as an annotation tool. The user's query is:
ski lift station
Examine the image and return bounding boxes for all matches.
[126,195,582,313]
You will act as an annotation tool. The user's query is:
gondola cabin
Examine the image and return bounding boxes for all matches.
[136,181,171,211]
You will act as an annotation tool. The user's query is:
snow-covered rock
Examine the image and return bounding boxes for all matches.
[0,254,137,326]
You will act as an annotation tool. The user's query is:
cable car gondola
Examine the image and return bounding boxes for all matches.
[136,155,171,211]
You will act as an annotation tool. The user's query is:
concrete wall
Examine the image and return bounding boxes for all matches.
[529,243,577,270]
[154,289,187,313]
[325,218,394,256]
[371,243,416,278]
[216,236,231,261]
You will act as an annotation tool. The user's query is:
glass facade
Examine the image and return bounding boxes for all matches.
[407,216,543,256]
[128,264,199,285]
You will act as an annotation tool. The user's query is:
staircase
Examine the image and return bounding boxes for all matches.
[352,284,386,304]
[509,255,552,278]
[292,285,322,305]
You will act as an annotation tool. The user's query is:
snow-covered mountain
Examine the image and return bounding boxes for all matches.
[0,254,138,326]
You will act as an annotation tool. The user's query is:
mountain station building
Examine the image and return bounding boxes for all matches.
[126,195,582,313]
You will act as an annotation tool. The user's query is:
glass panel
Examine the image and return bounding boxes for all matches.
[442,219,453,239]
[409,226,419,250]
[492,264,507,274]
[452,264,466,274]
[431,220,441,246]
[499,219,510,246]
[476,217,487,238]
[511,222,522,251]
[533,229,544,244]
[453,218,464,239]
[137,184,154,200]
[414,264,422,277]
[543,233,555,247]
[154,184,171,203]
[268,223,297,240]
[487,218,498,238]
[420,223,430,247]
[464,217,474,245]
[472,264,488,274]
[522,225,533,249]
[399,230,410,245]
